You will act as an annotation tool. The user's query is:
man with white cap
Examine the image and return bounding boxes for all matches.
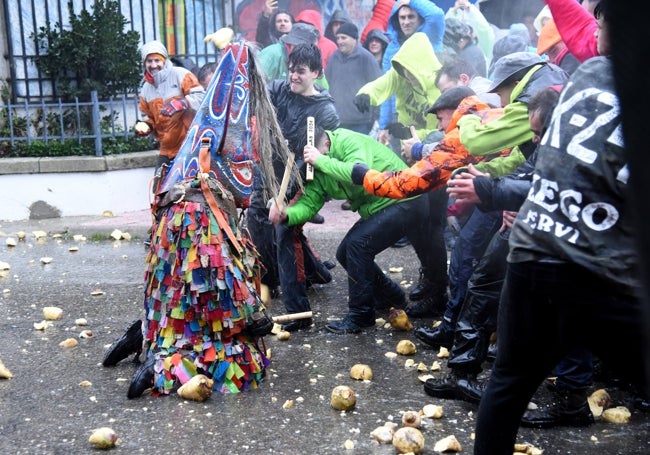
[134,40,205,192]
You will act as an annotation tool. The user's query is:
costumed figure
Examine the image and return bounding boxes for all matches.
[104,40,297,399]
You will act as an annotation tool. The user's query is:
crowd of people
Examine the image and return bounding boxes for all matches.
[104,1,648,453]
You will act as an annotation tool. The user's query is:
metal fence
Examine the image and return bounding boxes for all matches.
[3,0,227,103]
[0,91,141,157]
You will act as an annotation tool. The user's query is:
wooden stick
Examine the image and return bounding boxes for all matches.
[272,311,313,323]
[272,151,295,208]
[305,116,315,181]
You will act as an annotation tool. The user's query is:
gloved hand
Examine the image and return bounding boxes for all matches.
[161,98,188,117]
[351,163,370,185]
[134,121,152,137]
[386,122,411,139]
[354,94,370,113]
[447,215,461,236]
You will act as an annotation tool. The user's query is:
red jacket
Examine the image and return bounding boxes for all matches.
[360,0,395,44]
[295,9,337,70]
[545,0,599,61]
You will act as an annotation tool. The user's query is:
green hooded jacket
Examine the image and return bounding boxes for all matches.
[356,32,441,139]
[454,65,546,177]
[285,128,419,226]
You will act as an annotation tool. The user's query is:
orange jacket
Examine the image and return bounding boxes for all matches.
[362,95,509,198]
[139,64,204,159]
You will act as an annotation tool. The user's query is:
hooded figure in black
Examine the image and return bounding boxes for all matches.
[324,9,352,43]
[363,28,390,68]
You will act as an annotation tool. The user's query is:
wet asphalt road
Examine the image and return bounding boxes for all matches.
[0,211,649,454]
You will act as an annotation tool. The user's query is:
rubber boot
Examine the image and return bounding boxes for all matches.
[102,320,143,367]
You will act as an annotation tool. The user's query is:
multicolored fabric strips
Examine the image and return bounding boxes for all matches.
[143,180,269,395]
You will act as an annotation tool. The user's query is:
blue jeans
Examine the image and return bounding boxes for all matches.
[552,347,593,391]
[474,261,647,455]
[447,227,509,374]
[444,208,501,327]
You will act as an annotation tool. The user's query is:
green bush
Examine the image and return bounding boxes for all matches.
[32,0,141,101]
[0,136,155,158]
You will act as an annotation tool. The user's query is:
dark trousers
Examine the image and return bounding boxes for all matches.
[247,204,279,289]
[425,188,451,294]
[474,261,647,455]
[275,221,331,314]
[247,190,331,313]
[335,196,435,322]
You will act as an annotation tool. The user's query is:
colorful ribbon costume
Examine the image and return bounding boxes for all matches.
[138,41,290,396]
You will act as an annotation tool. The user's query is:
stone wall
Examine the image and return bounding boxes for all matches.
[0,151,158,221]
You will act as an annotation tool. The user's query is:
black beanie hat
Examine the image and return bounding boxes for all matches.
[336,22,359,40]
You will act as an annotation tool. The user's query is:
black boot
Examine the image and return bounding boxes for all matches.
[248,309,274,337]
[102,320,143,367]
[414,322,454,349]
[405,293,447,318]
[127,355,156,399]
[521,390,594,428]
[456,376,488,404]
[281,318,313,332]
[409,268,435,301]
[424,372,468,399]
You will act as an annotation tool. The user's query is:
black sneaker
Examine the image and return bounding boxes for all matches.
[248,309,274,337]
[281,318,313,332]
[414,324,453,349]
[409,268,435,301]
[325,314,374,334]
[456,377,489,404]
[521,392,594,428]
[424,374,462,399]
[405,294,447,318]
[322,259,337,270]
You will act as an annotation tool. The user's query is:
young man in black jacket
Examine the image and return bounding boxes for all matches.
[246,43,340,331]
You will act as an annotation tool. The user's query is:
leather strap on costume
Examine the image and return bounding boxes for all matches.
[200,174,243,254]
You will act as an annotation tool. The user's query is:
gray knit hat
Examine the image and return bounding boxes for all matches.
[140,40,168,62]
[336,22,359,40]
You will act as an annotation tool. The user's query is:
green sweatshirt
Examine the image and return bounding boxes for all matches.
[285,128,419,225]
[455,65,544,177]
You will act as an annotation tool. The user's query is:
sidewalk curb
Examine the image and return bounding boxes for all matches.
[0,200,359,241]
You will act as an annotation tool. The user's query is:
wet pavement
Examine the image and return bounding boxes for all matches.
[0,202,649,454]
